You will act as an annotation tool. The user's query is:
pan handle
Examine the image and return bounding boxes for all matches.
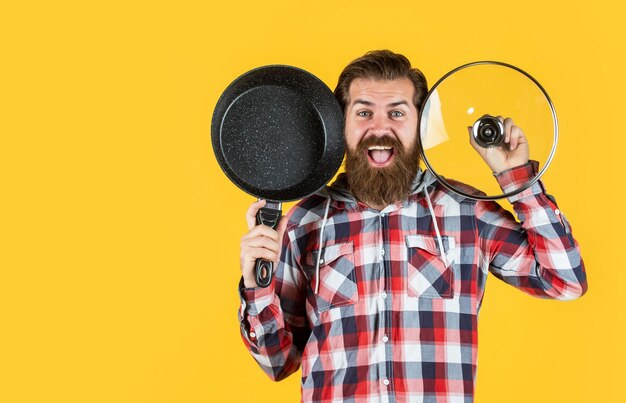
[255,200,283,288]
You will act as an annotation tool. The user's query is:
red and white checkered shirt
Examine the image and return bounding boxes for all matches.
[238,162,587,402]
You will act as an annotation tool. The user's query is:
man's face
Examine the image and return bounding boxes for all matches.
[343,78,421,208]
[344,78,419,164]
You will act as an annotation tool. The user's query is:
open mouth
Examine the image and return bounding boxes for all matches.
[366,145,395,167]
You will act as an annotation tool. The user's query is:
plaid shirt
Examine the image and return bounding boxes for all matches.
[238,162,587,402]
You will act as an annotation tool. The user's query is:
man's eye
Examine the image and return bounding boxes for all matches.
[357,111,371,117]
[390,111,404,118]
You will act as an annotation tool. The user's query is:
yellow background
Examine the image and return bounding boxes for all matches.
[1,1,624,402]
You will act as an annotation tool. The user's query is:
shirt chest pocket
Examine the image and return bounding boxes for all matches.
[305,242,358,313]
[405,234,456,299]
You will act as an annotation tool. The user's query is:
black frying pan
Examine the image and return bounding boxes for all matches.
[211,65,345,287]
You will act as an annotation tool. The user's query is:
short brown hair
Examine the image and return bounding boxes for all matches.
[334,50,428,112]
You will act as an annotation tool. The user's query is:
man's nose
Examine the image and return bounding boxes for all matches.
[370,114,389,136]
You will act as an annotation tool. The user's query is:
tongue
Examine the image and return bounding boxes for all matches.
[370,149,392,163]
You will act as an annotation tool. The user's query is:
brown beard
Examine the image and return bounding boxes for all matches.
[345,135,420,208]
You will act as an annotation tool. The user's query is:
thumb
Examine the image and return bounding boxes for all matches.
[468,126,481,153]
[245,199,266,230]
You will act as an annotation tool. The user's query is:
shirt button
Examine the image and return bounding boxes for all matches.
[383,378,390,386]
[249,332,256,338]
[554,209,560,216]
[319,258,325,265]
[379,249,385,257]
[382,335,389,343]
[381,292,388,299]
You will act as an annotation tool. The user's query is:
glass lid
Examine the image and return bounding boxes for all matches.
[418,61,558,200]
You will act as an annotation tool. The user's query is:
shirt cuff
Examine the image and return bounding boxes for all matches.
[238,277,275,317]
[495,160,545,202]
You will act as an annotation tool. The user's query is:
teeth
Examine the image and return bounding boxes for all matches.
[368,146,392,150]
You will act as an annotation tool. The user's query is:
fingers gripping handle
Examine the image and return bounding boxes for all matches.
[255,201,282,288]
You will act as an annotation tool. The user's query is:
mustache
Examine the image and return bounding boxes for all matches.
[356,135,405,154]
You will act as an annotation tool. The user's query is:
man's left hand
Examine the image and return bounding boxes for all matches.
[468,116,529,174]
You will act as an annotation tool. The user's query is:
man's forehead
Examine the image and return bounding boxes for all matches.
[348,78,415,105]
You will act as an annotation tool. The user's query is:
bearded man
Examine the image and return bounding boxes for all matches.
[237,50,587,402]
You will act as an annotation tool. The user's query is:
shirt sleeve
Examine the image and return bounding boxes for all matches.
[476,161,588,300]
[237,227,311,381]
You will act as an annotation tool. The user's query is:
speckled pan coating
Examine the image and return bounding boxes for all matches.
[211,65,345,201]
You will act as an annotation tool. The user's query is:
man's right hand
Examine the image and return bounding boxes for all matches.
[240,199,289,289]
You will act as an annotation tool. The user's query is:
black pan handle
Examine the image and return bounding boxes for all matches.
[255,200,283,288]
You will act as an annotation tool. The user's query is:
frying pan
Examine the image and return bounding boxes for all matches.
[211,65,345,287]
